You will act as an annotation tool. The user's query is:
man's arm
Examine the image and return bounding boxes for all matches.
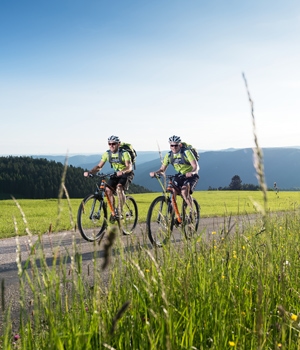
[117,159,132,176]
[84,159,106,177]
[185,149,200,177]
[149,164,167,177]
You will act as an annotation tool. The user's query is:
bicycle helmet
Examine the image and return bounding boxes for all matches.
[107,135,120,143]
[168,135,181,144]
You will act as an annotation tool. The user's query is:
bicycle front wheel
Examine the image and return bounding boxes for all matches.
[119,196,138,235]
[182,198,200,239]
[77,194,108,241]
[146,196,174,247]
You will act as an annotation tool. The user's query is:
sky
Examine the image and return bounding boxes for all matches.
[1,0,300,155]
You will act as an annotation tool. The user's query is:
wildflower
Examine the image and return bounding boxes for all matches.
[290,313,297,321]
[222,275,225,279]
[13,334,20,341]
[278,344,282,348]
[228,340,235,346]
[242,246,245,250]
[145,269,150,273]
[212,231,216,235]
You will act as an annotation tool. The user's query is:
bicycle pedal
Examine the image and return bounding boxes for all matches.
[113,208,124,220]
[109,215,116,223]
[174,219,181,227]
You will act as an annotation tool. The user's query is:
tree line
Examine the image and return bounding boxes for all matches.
[208,175,260,191]
[0,156,150,199]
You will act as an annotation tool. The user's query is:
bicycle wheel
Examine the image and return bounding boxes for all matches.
[77,194,108,241]
[146,196,174,247]
[119,196,138,235]
[182,198,200,239]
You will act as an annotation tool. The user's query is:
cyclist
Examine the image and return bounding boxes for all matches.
[84,135,134,213]
[149,135,199,209]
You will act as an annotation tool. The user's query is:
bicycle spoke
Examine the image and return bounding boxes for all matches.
[77,194,107,241]
[146,196,174,246]
[182,198,200,239]
[117,195,138,235]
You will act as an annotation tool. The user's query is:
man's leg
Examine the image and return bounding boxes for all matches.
[105,187,115,211]
[116,183,126,211]
[181,183,193,209]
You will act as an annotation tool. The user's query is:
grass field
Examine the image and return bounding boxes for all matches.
[0,190,299,239]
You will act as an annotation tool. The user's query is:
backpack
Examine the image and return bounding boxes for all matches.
[108,142,137,169]
[169,142,199,165]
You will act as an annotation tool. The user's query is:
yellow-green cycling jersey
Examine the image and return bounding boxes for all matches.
[101,150,131,172]
[163,149,197,174]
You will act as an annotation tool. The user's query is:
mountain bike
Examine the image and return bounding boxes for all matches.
[77,173,138,241]
[146,174,200,247]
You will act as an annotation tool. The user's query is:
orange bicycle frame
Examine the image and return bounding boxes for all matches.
[101,179,115,217]
[167,180,182,223]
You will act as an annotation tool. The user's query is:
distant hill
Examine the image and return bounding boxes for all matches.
[32,151,162,169]
[31,148,300,191]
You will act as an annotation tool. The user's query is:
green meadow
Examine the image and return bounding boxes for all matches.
[0,190,299,239]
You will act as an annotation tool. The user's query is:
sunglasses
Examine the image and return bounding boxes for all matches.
[108,142,117,146]
[170,144,179,148]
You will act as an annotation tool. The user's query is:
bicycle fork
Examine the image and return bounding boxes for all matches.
[89,195,104,221]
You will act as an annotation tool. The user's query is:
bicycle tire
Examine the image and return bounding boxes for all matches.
[118,196,138,235]
[182,198,200,239]
[77,194,108,241]
[146,196,174,247]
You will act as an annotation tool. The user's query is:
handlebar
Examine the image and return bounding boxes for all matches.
[150,173,184,194]
[87,172,117,179]
[152,173,184,180]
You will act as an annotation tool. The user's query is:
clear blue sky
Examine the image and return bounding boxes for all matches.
[1,0,300,155]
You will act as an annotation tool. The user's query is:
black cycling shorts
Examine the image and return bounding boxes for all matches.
[107,172,134,191]
[172,174,199,194]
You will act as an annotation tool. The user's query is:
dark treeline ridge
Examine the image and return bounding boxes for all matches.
[208,175,260,191]
[0,156,150,199]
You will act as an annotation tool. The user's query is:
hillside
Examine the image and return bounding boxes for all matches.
[0,157,151,199]
[31,147,300,191]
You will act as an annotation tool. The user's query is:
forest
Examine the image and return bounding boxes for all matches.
[0,156,150,199]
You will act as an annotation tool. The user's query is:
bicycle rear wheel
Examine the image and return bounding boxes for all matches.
[146,196,174,247]
[119,196,138,235]
[182,198,200,239]
[77,194,108,241]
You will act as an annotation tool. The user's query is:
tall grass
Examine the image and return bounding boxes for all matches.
[1,210,300,349]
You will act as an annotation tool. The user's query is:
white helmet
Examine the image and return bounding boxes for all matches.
[108,135,120,143]
[168,135,181,144]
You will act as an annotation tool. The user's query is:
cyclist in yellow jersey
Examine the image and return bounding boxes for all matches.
[84,135,134,211]
[150,135,199,209]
